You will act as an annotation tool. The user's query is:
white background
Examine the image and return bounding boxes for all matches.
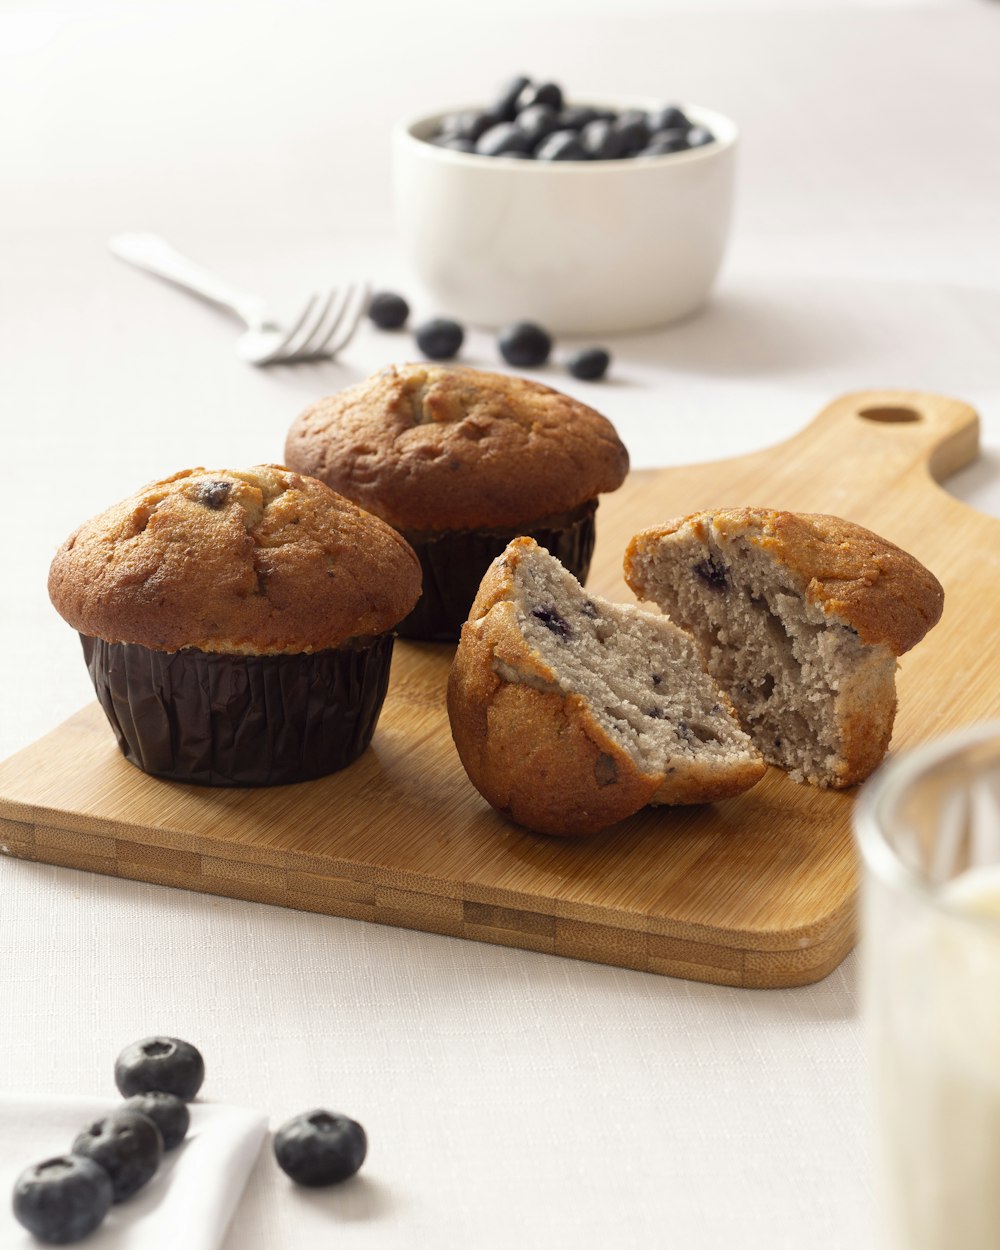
[2,1,999,1246]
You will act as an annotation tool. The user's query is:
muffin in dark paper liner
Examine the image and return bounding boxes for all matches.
[49,465,421,786]
[284,364,628,640]
[81,634,393,786]
[398,501,596,641]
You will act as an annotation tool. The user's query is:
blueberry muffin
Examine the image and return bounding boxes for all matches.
[283,364,630,640]
[48,465,421,786]
[447,538,765,837]
[624,508,945,788]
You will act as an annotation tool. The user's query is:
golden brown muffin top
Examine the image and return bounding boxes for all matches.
[48,465,422,654]
[625,508,944,656]
[283,363,630,532]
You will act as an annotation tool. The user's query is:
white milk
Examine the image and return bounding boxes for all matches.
[873,864,1000,1250]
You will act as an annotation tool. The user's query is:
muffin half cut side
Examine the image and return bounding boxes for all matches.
[625,508,945,788]
[448,538,765,836]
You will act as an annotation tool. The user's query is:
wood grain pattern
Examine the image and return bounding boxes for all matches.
[1,390,994,987]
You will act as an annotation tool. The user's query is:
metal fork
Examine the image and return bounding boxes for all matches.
[108,233,369,366]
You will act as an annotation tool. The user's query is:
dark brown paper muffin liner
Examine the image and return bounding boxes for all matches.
[80,633,395,787]
[397,501,598,642]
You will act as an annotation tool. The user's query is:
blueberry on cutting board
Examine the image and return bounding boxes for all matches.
[114,1035,205,1102]
[273,1110,368,1187]
[12,1156,113,1244]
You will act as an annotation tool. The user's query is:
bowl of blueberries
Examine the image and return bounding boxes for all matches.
[393,74,738,336]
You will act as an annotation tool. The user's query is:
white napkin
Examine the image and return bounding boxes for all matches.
[0,1093,267,1249]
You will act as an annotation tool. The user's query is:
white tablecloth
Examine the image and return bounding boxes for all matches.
[2,2,999,1246]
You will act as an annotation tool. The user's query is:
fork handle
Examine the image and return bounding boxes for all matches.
[108,233,264,324]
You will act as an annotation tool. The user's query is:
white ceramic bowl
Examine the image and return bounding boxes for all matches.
[392,100,738,336]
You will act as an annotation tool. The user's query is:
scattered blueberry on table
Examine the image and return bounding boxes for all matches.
[8,1037,377,1243]
[273,1110,368,1187]
[498,321,553,368]
[367,291,410,330]
[12,1156,113,1244]
[70,1109,163,1203]
[567,347,611,381]
[114,1036,205,1102]
[426,75,714,161]
[415,317,464,360]
[122,1091,191,1151]
[367,297,611,381]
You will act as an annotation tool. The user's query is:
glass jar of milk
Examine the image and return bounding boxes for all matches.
[855,722,1000,1250]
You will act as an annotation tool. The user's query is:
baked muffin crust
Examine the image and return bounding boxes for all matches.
[48,465,422,654]
[284,363,630,531]
[627,509,944,655]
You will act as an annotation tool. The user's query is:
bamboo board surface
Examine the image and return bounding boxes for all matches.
[1,390,995,987]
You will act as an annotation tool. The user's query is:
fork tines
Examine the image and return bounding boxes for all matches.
[265,282,371,365]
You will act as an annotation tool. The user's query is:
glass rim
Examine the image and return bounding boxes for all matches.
[854,719,1000,932]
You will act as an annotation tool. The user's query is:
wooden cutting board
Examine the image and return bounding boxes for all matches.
[1,389,993,988]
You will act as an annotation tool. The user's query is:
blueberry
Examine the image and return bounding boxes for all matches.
[195,480,232,509]
[516,81,563,113]
[557,105,598,131]
[612,112,650,155]
[71,1110,163,1203]
[114,1036,205,1102]
[435,110,494,144]
[449,109,498,143]
[498,321,552,367]
[640,130,689,157]
[580,119,625,160]
[493,74,532,122]
[685,125,715,148]
[475,122,534,157]
[12,1156,113,1244]
[415,318,464,360]
[515,103,558,146]
[693,557,729,591]
[367,291,409,330]
[533,130,587,162]
[122,1092,190,1151]
[647,104,689,134]
[273,1110,367,1187]
[531,606,571,639]
[432,136,476,153]
[567,347,610,380]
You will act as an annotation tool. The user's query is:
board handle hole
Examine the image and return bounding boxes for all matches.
[857,405,921,423]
